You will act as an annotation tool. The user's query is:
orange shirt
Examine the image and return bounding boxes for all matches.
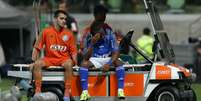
[34,26,77,60]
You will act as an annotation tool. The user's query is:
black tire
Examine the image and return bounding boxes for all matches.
[43,87,63,101]
[192,89,197,101]
[154,86,180,101]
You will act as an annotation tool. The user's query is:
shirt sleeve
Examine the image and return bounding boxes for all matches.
[81,28,92,55]
[68,33,78,56]
[34,30,45,50]
[110,30,119,52]
[80,28,89,52]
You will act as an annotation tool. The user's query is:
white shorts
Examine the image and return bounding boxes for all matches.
[89,57,111,68]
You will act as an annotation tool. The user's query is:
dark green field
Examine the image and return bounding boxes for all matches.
[192,83,201,100]
[1,78,201,101]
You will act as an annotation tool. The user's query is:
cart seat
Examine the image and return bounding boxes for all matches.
[42,66,80,71]
[42,66,110,72]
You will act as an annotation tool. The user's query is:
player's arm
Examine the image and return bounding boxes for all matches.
[71,22,78,35]
[68,34,78,65]
[32,47,40,61]
[83,33,101,60]
[111,50,120,64]
[110,31,120,64]
[32,31,45,61]
[72,54,77,66]
[103,32,119,72]
[83,47,92,61]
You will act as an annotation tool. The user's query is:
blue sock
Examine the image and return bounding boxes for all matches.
[116,66,125,89]
[79,67,88,90]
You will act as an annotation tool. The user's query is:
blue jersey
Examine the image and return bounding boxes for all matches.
[83,27,119,58]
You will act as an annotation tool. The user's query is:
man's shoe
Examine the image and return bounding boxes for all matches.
[80,90,91,101]
[118,89,125,99]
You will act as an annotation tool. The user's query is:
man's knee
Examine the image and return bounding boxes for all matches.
[63,60,73,69]
[114,59,123,66]
[33,60,44,71]
[81,60,90,68]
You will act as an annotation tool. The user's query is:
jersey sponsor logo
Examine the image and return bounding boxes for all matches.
[50,44,67,51]
[62,35,68,42]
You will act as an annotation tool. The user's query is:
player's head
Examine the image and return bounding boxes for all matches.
[93,4,108,23]
[54,10,67,28]
[90,21,104,36]
[143,27,151,35]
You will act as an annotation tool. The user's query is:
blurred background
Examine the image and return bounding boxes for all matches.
[0,0,201,100]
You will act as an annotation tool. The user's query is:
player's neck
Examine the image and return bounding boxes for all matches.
[54,24,63,32]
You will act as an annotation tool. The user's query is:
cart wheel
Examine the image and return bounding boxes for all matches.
[154,86,180,101]
[43,87,63,101]
[187,88,197,101]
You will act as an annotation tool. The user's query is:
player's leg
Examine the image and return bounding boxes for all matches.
[114,60,125,99]
[33,59,46,94]
[62,59,74,101]
[79,60,94,101]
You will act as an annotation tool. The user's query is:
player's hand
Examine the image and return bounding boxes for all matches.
[91,33,101,45]
[102,64,110,72]
[73,60,77,66]
[29,63,34,71]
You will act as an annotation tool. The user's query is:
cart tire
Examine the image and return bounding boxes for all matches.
[154,86,180,101]
[43,87,63,101]
[192,89,197,101]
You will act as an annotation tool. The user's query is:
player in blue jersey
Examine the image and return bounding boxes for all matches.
[79,4,125,101]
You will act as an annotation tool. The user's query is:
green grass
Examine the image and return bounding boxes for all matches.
[0,78,27,101]
[192,83,201,100]
[1,78,201,100]
[0,78,15,91]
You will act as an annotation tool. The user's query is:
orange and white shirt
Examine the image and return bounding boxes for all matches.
[34,26,77,60]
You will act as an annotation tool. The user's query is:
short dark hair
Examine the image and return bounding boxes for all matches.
[93,4,108,16]
[143,27,151,35]
[54,10,67,18]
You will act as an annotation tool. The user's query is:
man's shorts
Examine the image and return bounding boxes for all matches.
[89,57,111,68]
[42,57,70,67]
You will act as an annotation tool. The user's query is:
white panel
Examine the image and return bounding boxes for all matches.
[144,84,159,97]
